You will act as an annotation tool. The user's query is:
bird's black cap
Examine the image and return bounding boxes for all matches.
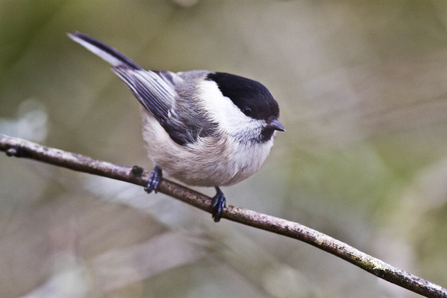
[206,72,280,122]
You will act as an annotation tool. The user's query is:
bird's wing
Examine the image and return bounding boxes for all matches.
[68,32,201,145]
[113,67,200,145]
[112,66,174,127]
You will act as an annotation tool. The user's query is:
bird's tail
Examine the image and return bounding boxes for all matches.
[67,32,142,70]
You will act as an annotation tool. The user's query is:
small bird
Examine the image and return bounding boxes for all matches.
[68,32,284,222]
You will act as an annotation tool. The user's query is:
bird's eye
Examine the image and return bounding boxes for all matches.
[242,107,252,116]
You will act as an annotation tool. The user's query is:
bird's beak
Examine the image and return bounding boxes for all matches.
[268,119,285,132]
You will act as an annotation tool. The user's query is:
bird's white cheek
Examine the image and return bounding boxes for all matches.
[197,80,258,136]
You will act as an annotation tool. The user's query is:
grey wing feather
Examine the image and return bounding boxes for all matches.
[68,31,209,145]
[112,66,173,124]
[113,67,201,145]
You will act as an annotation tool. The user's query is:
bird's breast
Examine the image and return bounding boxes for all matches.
[141,111,274,187]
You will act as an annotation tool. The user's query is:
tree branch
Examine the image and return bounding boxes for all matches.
[1,134,446,298]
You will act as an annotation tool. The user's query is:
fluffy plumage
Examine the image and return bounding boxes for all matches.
[68,32,284,221]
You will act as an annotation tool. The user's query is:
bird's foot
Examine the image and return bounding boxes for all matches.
[144,165,162,193]
[211,187,226,222]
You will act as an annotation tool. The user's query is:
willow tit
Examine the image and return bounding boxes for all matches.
[68,32,284,222]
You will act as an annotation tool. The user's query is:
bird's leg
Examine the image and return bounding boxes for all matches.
[211,187,226,222]
[144,165,162,193]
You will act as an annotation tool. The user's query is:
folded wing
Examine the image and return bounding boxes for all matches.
[68,32,201,145]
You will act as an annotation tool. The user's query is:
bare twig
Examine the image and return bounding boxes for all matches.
[1,134,446,298]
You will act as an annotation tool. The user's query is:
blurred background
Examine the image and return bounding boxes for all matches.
[1,0,447,297]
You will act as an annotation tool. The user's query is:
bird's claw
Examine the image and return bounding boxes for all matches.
[211,187,226,222]
[145,165,162,193]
